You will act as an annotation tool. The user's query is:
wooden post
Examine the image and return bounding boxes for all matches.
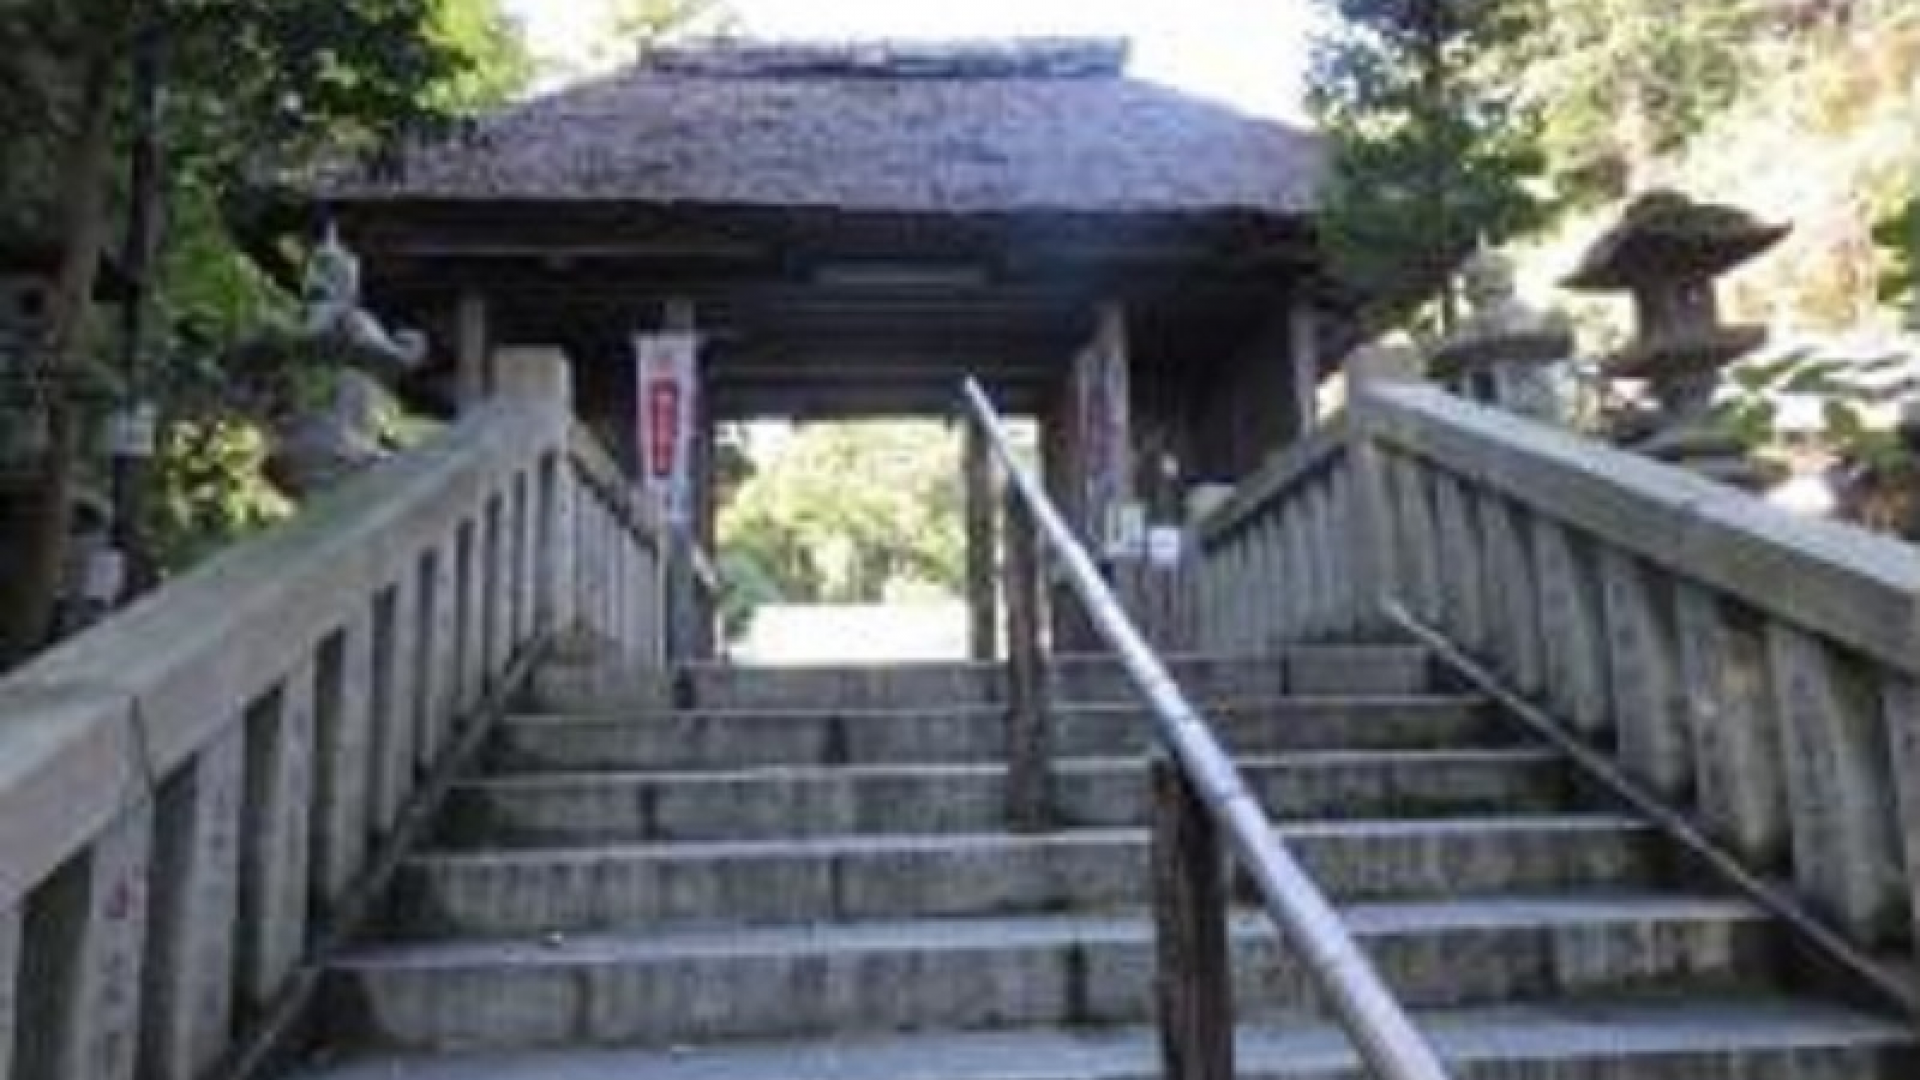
[454,289,489,413]
[660,297,705,664]
[1151,755,1234,1080]
[1289,295,1320,438]
[1003,491,1051,830]
[966,420,998,661]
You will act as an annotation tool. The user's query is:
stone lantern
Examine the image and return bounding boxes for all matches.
[1564,190,1788,485]
[1428,248,1573,424]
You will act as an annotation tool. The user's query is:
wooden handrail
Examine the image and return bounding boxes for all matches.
[961,378,1453,1080]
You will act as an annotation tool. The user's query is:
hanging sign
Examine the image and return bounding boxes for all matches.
[634,331,699,523]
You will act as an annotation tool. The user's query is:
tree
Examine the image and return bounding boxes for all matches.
[1308,0,1548,328]
[1493,0,1763,204]
[1877,192,1920,325]
[0,0,530,667]
[719,422,965,608]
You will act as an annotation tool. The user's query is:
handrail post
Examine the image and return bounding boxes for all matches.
[1152,754,1234,1080]
[966,416,999,661]
[962,377,1454,1080]
[1002,489,1052,830]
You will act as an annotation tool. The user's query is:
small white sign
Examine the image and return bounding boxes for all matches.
[84,548,127,604]
[1147,526,1184,569]
[1105,502,1146,560]
[108,403,159,458]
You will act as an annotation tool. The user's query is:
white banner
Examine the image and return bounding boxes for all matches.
[634,331,700,523]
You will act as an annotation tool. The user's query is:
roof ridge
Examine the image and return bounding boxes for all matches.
[641,37,1131,80]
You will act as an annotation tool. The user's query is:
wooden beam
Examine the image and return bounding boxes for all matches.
[1289,297,1320,436]
[966,422,998,662]
[455,289,489,413]
[711,384,1054,420]
[1002,492,1051,831]
[1152,755,1234,1080]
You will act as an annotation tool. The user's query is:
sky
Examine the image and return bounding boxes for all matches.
[500,0,1319,122]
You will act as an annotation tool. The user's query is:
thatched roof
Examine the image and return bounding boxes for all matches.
[316,38,1324,218]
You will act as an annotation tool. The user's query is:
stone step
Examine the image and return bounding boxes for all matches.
[486,696,1505,774]
[529,647,1435,714]
[1044,646,1433,701]
[388,816,1659,936]
[279,995,1920,1080]
[324,896,1772,1051]
[435,749,1571,849]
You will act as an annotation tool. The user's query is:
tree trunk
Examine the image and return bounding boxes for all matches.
[0,35,122,669]
[113,7,168,596]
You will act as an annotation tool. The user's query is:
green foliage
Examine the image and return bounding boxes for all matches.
[714,549,783,638]
[427,0,535,111]
[1875,192,1920,318]
[1496,0,1764,204]
[148,416,295,568]
[719,422,964,608]
[1,0,534,579]
[1715,344,1913,468]
[1309,0,1549,324]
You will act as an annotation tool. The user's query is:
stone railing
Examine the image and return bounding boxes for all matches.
[1196,377,1920,967]
[0,351,663,1080]
[1194,418,1374,649]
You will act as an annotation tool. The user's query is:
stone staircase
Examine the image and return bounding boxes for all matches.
[289,644,1916,1079]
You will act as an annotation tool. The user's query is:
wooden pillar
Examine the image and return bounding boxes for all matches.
[659,298,708,664]
[1040,384,1093,650]
[455,289,489,413]
[965,419,998,661]
[1003,492,1051,830]
[1289,295,1320,438]
[692,395,718,660]
[1152,755,1234,1080]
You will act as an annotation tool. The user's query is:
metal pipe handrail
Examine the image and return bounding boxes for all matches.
[960,378,1453,1080]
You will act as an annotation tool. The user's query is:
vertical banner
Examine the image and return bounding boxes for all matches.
[1074,307,1133,558]
[634,331,700,523]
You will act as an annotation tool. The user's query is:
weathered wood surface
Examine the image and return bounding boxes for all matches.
[1002,495,1051,830]
[966,421,999,661]
[1151,756,1234,1080]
